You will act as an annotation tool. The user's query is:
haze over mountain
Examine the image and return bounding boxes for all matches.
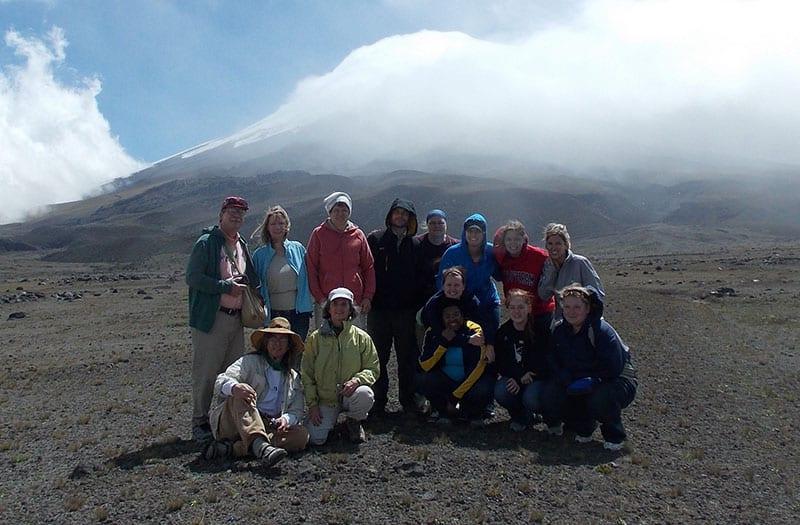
[135,0,800,182]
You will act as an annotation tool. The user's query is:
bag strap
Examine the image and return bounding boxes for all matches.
[222,240,243,277]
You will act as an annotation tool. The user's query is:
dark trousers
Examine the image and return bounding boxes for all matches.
[417,369,494,419]
[271,310,311,341]
[494,378,546,425]
[368,308,419,410]
[540,376,637,443]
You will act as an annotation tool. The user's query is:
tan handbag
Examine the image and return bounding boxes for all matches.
[223,243,267,329]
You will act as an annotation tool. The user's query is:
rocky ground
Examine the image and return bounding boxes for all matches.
[0,241,798,524]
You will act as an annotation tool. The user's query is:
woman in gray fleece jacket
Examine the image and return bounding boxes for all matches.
[537,223,604,326]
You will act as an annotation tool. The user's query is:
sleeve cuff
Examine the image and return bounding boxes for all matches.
[221,379,239,396]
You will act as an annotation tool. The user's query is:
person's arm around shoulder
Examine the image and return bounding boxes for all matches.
[538,257,557,302]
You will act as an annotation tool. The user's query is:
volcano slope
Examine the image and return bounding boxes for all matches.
[0,239,798,524]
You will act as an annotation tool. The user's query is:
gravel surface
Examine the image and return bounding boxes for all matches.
[0,244,798,524]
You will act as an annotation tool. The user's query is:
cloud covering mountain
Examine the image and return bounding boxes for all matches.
[176,0,800,176]
[0,27,144,224]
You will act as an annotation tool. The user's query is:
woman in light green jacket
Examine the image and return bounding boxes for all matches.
[302,287,380,445]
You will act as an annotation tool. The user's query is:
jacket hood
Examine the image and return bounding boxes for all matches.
[585,285,605,324]
[384,198,418,235]
[460,213,489,246]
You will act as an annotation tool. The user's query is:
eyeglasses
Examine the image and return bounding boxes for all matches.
[225,208,247,217]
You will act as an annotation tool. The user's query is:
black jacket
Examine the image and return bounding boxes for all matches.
[367,198,423,311]
[495,319,548,381]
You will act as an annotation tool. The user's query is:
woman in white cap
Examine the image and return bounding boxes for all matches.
[306,191,375,329]
[205,317,309,466]
[302,287,380,444]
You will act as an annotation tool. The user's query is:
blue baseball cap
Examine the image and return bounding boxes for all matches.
[426,209,446,222]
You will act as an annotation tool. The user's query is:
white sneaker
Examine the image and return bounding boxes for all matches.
[575,434,593,444]
[547,424,563,436]
[604,441,624,451]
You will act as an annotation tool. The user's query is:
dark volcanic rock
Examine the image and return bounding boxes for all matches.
[7,311,25,320]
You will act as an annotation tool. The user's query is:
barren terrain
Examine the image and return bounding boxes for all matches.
[1,239,799,524]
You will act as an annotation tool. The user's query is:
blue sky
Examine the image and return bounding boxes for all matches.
[0,0,580,162]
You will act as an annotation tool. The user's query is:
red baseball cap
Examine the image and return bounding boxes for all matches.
[221,196,249,211]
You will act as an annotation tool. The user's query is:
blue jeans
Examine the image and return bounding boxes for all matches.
[494,377,545,425]
[540,376,637,443]
[271,310,311,341]
[417,369,494,419]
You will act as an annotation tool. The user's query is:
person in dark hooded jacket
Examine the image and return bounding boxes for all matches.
[540,284,637,450]
[366,198,426,415]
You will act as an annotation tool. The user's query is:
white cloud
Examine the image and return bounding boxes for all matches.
[192,0,800,176]
[0,26,144,224]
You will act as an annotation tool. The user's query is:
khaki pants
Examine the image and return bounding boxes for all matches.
[216,397,309,456]
[305,385,374,445]
[191,310,245,428]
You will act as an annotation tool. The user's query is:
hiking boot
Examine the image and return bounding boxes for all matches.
[203,440,232,461]
[546,423,563,436]
[575,434,593,444]
[604,441,624,451]
[509,421,527,432]
[346,418,366,443]
[192,423,212,443]
[414,394,431,415]
[258,445,288,467]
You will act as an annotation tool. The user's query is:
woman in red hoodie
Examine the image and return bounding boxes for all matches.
[493,220,556,342]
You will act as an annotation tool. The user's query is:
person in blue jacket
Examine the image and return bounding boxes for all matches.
[418,302,493,425]
[251,206,313,339]
[540,284,637,450]
[436,213,501,360]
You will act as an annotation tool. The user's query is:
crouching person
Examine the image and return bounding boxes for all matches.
[540,284,637,450]
[418,302,494,426]
[205,317,309,466]
[302,288,380,445]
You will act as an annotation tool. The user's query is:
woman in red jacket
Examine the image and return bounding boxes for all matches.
[306,192,375,329]
[493,220,556,342]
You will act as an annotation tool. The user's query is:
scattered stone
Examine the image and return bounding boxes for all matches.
[136,289,147,295]
[54,291,82,302]
[710,287,738,297]
[1,291,45,304]
[142,295,154,300]
[68,463,91,480]
[7,312,25,320]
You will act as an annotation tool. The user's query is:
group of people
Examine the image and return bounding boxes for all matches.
[186,192,638,466]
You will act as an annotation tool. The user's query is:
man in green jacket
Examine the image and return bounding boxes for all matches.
[186,196,259,442]
[302,287,380,444]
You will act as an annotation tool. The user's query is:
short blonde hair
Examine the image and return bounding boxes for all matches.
[543,222,571,251]
[252,205,291,245]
